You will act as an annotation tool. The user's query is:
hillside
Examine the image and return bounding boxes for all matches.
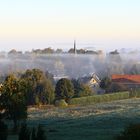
[27,98,140,140]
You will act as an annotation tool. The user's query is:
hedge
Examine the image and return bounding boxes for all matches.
[69,91,140,105]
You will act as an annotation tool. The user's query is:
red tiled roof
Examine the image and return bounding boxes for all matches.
[112,75,140,84]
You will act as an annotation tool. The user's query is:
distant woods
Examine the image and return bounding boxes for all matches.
[7,47,103,55]
[32,47,101,54]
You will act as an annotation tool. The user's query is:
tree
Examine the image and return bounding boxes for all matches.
[72,79,93,97]
[78,84,93,97]
[45,71,55,85]
[8,49,17,55]
[55,78,74,102]
[100,77,112,92]
[21,69,55,105]
[55,48,63,54]
[108,83,127,93]
[42,47,54,54]
[130,64,140,74]
[35,79,54,104]
[77,49,85,54]
[71,79,82,97]
[0,74,27,130]
[68,48,75,53]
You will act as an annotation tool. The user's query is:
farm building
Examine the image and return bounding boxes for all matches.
[112,75,140,89]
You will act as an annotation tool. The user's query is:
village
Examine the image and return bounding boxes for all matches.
[0,42,140,95]
[1,48,140,140]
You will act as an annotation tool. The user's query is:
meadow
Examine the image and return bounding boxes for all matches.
[7,90,140,140]
[24,98,140,140]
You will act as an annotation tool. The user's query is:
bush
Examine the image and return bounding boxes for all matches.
[55,99,68,107]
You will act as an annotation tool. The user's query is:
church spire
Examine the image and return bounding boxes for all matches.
[74,40,77,54]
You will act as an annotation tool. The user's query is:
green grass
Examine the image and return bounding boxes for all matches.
[69,91,140,106]
[7,90,140,140]
[34,99,140,140]
[7,98,140,140]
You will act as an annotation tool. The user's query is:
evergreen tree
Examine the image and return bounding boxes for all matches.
[0,74,27,130]
[55,78,74,101]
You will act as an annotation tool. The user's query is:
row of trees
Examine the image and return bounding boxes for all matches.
[8,48,103,55]
[0,69,93,129]
[0,69,94,106]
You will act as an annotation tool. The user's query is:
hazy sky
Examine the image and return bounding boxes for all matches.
[0,0,140,52]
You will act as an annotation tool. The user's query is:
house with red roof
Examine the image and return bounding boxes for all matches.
[112,75,140,89]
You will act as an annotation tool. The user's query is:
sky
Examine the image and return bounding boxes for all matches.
[0,0,140,52]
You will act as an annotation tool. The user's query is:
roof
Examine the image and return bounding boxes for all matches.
[112,75,140,84]
[79,74,100,84]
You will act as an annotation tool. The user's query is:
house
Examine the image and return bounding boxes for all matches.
[79,73,105,94]
[112,75,140,89]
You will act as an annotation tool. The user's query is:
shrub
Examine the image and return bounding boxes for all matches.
[55,99,68,107]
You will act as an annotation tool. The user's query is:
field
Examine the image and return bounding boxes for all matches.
[22,98,140,140]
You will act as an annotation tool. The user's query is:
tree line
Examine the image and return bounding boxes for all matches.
[0,69,93,132]
[7,47,103,55]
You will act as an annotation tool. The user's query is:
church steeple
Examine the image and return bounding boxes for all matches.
[74,40,77,54]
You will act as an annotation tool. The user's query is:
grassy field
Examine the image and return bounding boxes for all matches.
[22,98,140,140]
[7,90,140,140]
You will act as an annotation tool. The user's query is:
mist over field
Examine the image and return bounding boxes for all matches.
[0,52,140,79]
